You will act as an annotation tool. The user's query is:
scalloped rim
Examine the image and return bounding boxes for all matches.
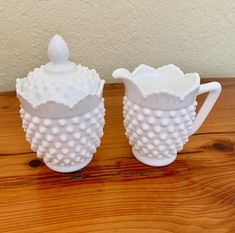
[132,64,200,101]
[114,64,200,101]
[16,79,105,109]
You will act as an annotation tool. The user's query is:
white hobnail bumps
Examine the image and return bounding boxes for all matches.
[16,35,105,172]
[123,96,197,166]
[113,64,221,166]
[19,100,104,172]
[16,35,221,171]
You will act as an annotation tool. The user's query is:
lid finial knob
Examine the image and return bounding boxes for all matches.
[48,35,70,64]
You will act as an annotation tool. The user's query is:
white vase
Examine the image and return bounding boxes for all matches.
[16,35,105,172]
[113,64,221,166]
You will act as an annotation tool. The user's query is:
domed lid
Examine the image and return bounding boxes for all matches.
[16,35,103,108]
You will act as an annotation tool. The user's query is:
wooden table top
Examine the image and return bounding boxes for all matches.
[0,79,234,233]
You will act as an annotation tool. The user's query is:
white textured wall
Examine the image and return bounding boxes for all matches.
[0,0,235,91]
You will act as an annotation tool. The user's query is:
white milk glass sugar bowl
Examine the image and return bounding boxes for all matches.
[16,35,105,173]
[113,64,221,167]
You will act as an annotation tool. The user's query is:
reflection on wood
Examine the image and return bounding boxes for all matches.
[0,79,234,232]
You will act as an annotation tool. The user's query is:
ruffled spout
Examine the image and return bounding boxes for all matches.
[112,64,200,110]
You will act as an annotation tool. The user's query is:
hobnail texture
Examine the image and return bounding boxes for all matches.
[17,64,100,107]
[113,64,221,166]
[123,97,197,166]
[16,35,105,172]
[20,99,105,173]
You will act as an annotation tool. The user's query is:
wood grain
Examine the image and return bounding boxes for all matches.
[0,79,235,233]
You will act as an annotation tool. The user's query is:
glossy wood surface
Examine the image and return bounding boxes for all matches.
[0,79,235,233]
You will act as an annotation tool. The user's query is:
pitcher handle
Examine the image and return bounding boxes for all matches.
[190,82,222,136]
